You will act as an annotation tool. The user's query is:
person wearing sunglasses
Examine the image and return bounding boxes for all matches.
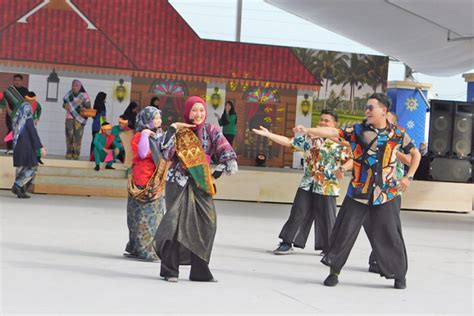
[294,93,421,290]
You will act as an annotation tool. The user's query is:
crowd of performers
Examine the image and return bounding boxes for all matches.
[1,75,420,288]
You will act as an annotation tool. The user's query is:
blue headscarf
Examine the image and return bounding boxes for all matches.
[135,106,163,165]
[12,102,33,149]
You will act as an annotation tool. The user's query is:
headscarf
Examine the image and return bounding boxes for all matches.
[135,106,163,165]
[93,92,107,113]
[123,101,139,130]
[183,96,206,130]
[72,79,86,95]
[12,102,33,149]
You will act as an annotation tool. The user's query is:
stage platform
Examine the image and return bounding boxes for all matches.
[0,155,472,213]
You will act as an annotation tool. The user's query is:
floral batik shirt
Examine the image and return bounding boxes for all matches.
[291,135,352,196]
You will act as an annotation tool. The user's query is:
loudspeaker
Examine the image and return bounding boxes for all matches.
[430,158,472,183]
[452,104,473,158]
[429,100,453,156]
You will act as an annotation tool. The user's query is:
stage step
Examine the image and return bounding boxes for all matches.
[33,159,128,198]
[37,165,127,179]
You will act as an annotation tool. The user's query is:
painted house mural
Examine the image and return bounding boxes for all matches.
[0,0,388,167]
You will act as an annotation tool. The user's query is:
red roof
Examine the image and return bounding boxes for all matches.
[0,0,320,87]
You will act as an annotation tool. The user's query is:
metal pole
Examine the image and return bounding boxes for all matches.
[235,0,243,42]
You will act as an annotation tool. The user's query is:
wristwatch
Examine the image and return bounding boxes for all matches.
[407,176,414,181]
[339,166,346,173]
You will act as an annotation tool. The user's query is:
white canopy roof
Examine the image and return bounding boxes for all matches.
[265,0,474,76]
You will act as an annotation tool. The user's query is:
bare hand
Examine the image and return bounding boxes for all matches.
[142,129,156,136]
[293,125,307,134]
[334,169,344,181]
[40,148,47,157]
[252,125,270,137]
[399,177,411,192]
[172,122,196,129]
[114,148,120,156]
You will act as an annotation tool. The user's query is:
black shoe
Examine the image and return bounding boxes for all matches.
[324,274,339,287]
[368,264,380,274]
[394,278,407,289]
[17,189,30,199]
[273,242,293,255]
[37,158,44,165]
[105,165,115,170]
[11,184,19,196]
[94,165,100,171]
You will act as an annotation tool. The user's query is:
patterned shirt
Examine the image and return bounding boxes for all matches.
[338,122,415,205]
[291,135,352,196]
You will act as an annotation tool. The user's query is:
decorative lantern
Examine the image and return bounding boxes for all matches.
[46,69,60,102]
[115,79,126,102]
[210,87,221,110]
[301,93,311,116]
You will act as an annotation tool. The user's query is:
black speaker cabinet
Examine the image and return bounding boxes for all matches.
[430,158,472,183]
[429,100,453,156]
[429,100,474,158]
[452,103,473,158]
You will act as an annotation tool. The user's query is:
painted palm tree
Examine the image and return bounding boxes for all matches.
[339,54,367,112]
[363,55,389,93]
[292,48,322,101]
[312,51,348,107]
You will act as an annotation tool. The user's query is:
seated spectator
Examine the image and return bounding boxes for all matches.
[92,122,120,171]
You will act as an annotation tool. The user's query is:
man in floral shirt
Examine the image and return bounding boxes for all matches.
[253,109,352,255]
[298,93,421,289]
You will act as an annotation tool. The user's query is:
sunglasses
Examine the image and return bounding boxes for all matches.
[365,104,375,112]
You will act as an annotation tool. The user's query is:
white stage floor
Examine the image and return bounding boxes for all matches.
[1,191,473,315]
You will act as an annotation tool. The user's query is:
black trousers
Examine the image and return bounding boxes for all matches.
[363,196,402,267]
[5,113,12,150]
[223,134,235,146]
[322,196,407,279]
[160,240,214,281]
[279,188,336,252]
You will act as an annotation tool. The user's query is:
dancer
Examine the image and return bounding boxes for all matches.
[296,93,420,289]
[62,80,91,159]
[11,99,46,198]
[124,106,192,261]
[154,96,238,282]
[253,109,352,255]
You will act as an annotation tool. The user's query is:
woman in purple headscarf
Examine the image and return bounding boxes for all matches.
[62,79,91,159]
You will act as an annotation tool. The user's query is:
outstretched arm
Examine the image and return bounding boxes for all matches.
[293,125,340,139]
[252,126,292,148]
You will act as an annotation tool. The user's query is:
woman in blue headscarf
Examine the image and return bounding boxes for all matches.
[11,96,46,198]
[124,106,193,261]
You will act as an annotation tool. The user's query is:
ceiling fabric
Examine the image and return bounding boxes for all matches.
[266,0,474,76]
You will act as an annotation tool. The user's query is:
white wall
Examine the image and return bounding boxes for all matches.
[28,73,131,157]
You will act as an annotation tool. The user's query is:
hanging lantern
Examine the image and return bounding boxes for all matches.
[210,87,221,110]
[46,69,60,102]
[115,78,126,102]
[301,93,311,116]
